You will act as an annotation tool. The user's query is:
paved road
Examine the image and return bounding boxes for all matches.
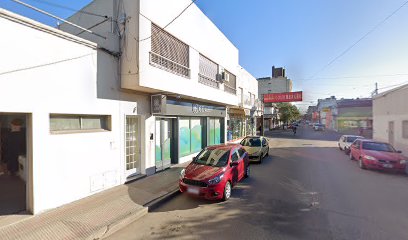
[107,125,408,240]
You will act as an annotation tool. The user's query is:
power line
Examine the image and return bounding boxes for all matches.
[75,17,111,36]
[302,73,408,81]
[30,0,108,18]
[0,52,95,76]
[138,0,198,42]
[307,0,408,80]
[10,0,106,39]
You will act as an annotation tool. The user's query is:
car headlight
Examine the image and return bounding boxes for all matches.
[400,160,407,164]
[364,155,377,161]
[208,174,224,185]
[180,169,185,180]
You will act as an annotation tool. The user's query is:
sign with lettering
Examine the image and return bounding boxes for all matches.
[192,104,211,113]
[263,91,303,103]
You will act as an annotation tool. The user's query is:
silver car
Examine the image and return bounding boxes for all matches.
[338,135,364,154]
[240,136,269,163]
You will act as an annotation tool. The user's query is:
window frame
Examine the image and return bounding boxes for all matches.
[50,114,111,134]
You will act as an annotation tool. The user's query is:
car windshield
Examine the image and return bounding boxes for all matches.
[241,138,262,147]
[347,137,359,143]
[362,142,396,152]
[193,148,230,167]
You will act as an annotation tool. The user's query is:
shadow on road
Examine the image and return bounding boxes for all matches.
[265,125,343,142]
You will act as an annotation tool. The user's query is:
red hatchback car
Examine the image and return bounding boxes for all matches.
[179,144,250,201]
[349,139,407,173]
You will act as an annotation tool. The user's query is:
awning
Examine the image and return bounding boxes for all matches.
[228,107,246,116]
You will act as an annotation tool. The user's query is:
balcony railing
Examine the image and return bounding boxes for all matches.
[198,74,219,89]
[224,85,237,95]
[149,52,190,78]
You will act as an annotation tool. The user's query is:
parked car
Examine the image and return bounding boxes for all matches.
[349,139,407,173]
[338,135,364,154]
[179,144,250,201]
[240,136,269,163]
[314,123,325,131]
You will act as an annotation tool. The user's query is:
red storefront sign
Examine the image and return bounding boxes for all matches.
[263,91,303,103]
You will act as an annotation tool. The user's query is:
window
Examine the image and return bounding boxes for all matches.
[50,114,111,133]
[179,118,204,157]
[224,70,237,95]
[198,54,219,88]
[403,120,408,139]
[150,23,190,77]
[238,148,246,158]
[231,151,239,162]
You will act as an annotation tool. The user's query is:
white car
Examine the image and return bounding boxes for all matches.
[338,135,364,154]
[240,136,269,163]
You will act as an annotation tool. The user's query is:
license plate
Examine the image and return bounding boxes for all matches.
[187,187,199,194]
[383,164,393,168]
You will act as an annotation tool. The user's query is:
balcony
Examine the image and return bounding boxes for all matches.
[149,52,190,78]
[224,85,237,95]
[198,73,219,89]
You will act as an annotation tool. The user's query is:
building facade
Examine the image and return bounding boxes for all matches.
[0,1,260,214]
[316,96,337,129]
[336,98,372,137]
[373,84,408,153]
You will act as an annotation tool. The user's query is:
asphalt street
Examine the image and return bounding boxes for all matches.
[107,125,408,240]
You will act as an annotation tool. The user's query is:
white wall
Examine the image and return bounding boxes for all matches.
[258,77,292,96]
[0,10,149,213]
[373,86,408,154]
[136,0,240,106]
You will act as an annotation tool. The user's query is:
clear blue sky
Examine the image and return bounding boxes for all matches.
[1,0,408,111]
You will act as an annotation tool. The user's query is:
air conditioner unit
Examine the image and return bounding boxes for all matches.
[151,94,167,115]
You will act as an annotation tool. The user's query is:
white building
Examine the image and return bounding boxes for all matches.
[0,0,260,214]
[373,84,408,154]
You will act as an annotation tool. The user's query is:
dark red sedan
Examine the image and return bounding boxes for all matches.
[349,139,407,173]
[179,144,250,201]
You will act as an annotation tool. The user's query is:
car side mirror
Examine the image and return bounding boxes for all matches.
[230,161,239,167]
[192,157,196,161]
[397,150,402,153]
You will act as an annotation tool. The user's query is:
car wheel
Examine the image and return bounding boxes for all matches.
[359,158,366,169]
[244,165,250,178]
[344,148,349,155]
[338,144,342,150]
[349,151,354,160]
[266,148,269,156]
[223,181,232,201]
[259,155,263,164]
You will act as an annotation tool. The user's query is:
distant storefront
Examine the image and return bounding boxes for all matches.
[227,107,255,141]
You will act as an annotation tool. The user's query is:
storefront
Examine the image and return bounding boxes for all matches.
[227,107,256,141]
[151,96,226,170]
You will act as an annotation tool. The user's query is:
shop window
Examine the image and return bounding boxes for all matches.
[179,118,203,157]
[402,120,408,139]
[209,118,222,145]
[50,114,111,133]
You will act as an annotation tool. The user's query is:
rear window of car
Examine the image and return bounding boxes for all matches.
[241,138,261,147]
[347,137,359,143]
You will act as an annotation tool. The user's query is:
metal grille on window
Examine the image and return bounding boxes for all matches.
[126,117,139,171]
[199,54,219,89]
[224,70,237,95]
[150,23,190,78]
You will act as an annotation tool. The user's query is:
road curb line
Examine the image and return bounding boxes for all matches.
[144,188,181,212]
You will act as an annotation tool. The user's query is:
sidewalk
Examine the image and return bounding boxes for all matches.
[0,162,189,240]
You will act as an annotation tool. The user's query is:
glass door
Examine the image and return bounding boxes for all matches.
[155,118,172,171]
[209,118,222,145]
[125,116,141,177]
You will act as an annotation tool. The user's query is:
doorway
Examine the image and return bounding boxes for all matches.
[155,118,173,171]
[125,116,141,178]
[0,113,29,215]
[388,121,395,146]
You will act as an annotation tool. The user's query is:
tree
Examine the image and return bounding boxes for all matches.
[276,103,301,125]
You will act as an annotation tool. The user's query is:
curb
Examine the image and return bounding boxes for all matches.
[144,188,181,212]
[98,206,148,240]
